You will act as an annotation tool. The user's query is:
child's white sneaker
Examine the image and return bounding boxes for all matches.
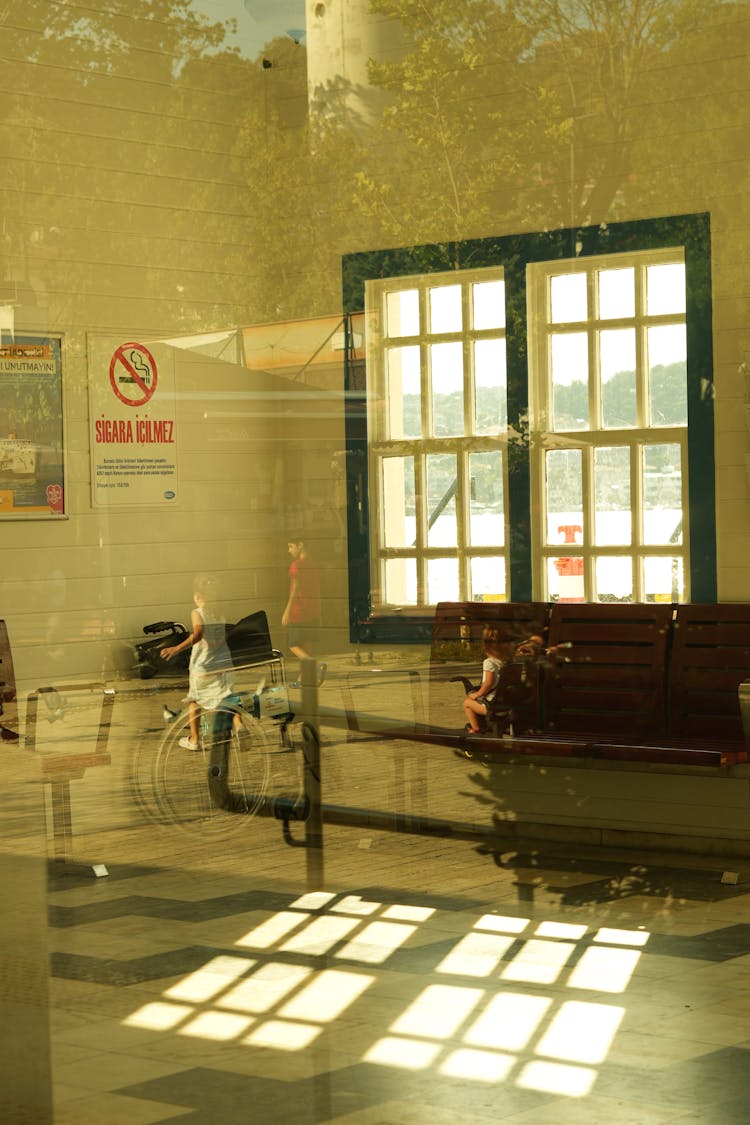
[178,736,199,751]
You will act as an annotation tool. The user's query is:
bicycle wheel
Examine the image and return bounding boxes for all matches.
[152,704,271,834]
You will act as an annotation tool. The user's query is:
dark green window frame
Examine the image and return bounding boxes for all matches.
[342,213,715,643]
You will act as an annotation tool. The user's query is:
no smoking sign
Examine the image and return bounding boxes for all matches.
[109,342,158,407]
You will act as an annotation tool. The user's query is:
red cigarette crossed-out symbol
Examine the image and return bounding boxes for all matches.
[109,343,158,407]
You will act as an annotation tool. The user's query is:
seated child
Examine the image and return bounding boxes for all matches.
[463,625,508,734]
[462,630,564,735]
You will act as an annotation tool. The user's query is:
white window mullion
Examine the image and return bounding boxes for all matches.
[413,451,427,604]
[581,445,594,600]
[631,442,644,600]
[456,445,470,599]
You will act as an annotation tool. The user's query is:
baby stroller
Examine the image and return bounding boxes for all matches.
[132,610,300,835]
[134,610,291,718]
[134,620,191,679]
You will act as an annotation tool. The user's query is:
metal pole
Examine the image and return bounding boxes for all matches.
[300,658,323,889]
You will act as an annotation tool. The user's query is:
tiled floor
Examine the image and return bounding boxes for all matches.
[46,813,750,1123]
[14,667,750,1122]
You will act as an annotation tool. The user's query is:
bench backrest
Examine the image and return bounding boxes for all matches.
[431,602,550,664]
[544,603,673,739]
[669,603,750,743]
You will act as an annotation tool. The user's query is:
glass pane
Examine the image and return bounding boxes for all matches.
[429,284,462,334]
[427,557,459,604]
[644,556,683,602]
[600,328,636,428]
[646,263,685,316]
[430,341,463,437]
[551,333,589,431]
[545,450,583,544]
[473,279,505,330]
[643,444,682,545]
[550,273,587,323]
[594,447,631,545]
[473,337,507,434]
[381,457,415,549]
[386,288,420,337]
[469,451,504,546]
[384,558,417,605]
[595,557,632,602]
[547,556,584,602]
[426,453,457,548]
[597,267,635,320]
[648,324,687,426]
[470,557,506,602]
[385,345,421,438]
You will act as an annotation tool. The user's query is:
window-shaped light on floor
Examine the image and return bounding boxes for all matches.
[216,962,313,1015]
[236,910,311,949]
[440,1048,515,1083]
[390,984,483,1040]
[279,969,375,1023]
[364,1036,441,1070]
[280,914,361,956]
[124,1001,194,1032]
[436,931,517,978]
[517,1059,596,1098]
[535,1000,625,1065]
[336,920,417,964]
[501,938,576,985]
[179,1010,254,1041]
[164,955,256,1003]
[567,945,642,993]
[463,992,552,1053]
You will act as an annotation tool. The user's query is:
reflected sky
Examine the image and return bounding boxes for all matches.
[192,0,306,58]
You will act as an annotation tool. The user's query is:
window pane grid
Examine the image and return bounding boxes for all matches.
[368,268,509,607]
[367,247,690,610]
[530,249,688,604]
[537,434,686,602]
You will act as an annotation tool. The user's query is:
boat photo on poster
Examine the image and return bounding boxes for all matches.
[0,335,65,519]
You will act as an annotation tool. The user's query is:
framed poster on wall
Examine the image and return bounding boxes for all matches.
[0,335,65,519]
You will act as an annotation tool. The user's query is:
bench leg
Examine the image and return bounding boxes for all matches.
[47,780,109,879]
[49,781,73,864]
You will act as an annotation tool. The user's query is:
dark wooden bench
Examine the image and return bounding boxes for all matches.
[431,601,750,768]
[0,619,19,743]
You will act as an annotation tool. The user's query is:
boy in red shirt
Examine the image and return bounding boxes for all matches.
[282,538,324,680]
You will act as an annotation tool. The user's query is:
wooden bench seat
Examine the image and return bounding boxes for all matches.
[449,731,734,768]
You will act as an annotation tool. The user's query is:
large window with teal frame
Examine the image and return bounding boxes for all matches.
[342,214,714,641]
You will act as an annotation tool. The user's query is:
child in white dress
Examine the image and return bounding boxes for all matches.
[160,574,234,749]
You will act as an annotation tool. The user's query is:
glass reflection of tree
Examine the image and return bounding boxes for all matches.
[3,0,738,334]
[358,0,734,249]
[3,2,260,331]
